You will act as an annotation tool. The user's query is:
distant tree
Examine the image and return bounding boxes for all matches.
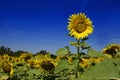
[0,45,14,55]
[0,46,5,54]
[13,50,28,57]
[50,54,57,59]
[36,50,47,55]
[35,50,57,59]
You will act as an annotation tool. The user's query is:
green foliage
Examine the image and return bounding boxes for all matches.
[13,50,28,57]
[64,46,70,53]
[55,59,79,74]
[70,41,78,47]
[0,67,9,80]
[77,58,120,80]
[87,49,104,57]
[55,47,70,57]
[72,59,79,67]
[81,42,91,50]
[112,58,120,66]
[70,41,90,50]
[55,59,69,74]
[11,64,43,80]
[0,74,9,80]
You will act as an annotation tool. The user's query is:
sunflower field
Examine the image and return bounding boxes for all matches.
[0,13,120,80]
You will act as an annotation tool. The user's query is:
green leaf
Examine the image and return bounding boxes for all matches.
[70,41,87,47]
[87,49,104,57]
[76,77,93,80]
[70,41,78,47]
[55,59,69,74]
[55,48,69,57]
[81,42,91,49]
[27,69,41,75]
[0,74,9,80]
[80,42,86,46]
[64,46,70,51]
[72,59,79,67]
[78,58,120,79]
[64,46,70,54]
[112,58,120,66]
[26,69,42,79]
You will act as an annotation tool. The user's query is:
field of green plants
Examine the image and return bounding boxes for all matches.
[0,13,120,80]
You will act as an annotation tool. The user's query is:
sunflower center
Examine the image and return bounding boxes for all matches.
[76,23,86,33]
[40,60,55,71]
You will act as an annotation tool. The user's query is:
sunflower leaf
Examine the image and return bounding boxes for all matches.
[72,59,79,67]
[55,48,69,57]
[55,59,69,74]
[78,58,120,79]
[112,58,120,66]
[87,49,104,57]
[69,41,78,47]
[76,77,93,80]
[0,74,9,80]
[81,42,91,50]
[70,41,85,47]
[64,46,70,54]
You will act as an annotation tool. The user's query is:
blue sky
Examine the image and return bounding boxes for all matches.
[0,0,120,54]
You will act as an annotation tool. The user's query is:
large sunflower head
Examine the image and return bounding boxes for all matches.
[67,13,94,39]
[102,44,120,57]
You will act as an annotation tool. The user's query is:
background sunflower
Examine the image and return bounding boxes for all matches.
[102,44,120,57]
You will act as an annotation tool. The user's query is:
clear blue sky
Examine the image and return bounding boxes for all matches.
[0,0,120,54]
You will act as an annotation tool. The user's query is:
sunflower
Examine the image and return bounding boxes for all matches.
[40,59,55,74]
[19,53,32,61]
[67,13,94,39]
[102,44,120,57]
[2,61,11,73]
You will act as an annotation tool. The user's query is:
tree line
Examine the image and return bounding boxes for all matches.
[0,45,53,57]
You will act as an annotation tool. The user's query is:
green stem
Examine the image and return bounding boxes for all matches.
[76,39,81,78]
[77,39,80,59]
